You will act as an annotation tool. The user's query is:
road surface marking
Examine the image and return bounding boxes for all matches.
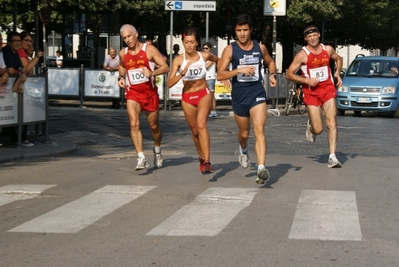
[146,187,259,236]
[289,190,362,241]
[8,185,156,233]
[0,184,56,207]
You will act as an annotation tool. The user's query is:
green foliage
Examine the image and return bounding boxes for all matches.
[2,0,399,53]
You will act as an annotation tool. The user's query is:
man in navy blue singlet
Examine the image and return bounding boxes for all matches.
[217,14,277,184]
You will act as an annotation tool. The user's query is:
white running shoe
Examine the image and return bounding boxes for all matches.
[153,147,163,168]
[22,140,34,147]
[209,110,217,117]
[256,167,270,184]
[306,119,316,143]
[238,146,249,168]
[135,157,149,171]
[328,155,342,168]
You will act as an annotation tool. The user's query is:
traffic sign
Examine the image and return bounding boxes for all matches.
[264,0,286,16]
[165,1,216,11]
[39,7,51,25]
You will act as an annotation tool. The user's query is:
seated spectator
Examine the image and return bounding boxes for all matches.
[51,50,63,68]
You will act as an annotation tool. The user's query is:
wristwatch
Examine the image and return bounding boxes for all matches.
[118,75,124,81]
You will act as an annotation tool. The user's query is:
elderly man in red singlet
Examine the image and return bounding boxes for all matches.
[286,25,343,168]
[118,24,169,171]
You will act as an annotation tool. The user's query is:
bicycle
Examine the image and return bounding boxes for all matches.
[285,82,306,116]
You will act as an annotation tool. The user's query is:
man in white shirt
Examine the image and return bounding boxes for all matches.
[103,47,119,71]
[103,47,120,108]
[53,50,63,68]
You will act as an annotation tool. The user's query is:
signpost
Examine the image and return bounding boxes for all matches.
[165,1,216,11]
[263,0,286,61]
[164,0,216,110]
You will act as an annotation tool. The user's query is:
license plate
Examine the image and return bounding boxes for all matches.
[356,97,372,103]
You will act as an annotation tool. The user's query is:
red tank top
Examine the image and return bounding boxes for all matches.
[124,43,157,97]
[300,44,334,92]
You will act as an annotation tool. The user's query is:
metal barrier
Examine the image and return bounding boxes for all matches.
[46,66,294,110]
[0,74,49,147]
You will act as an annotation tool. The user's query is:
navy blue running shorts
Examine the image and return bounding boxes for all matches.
[232,84,267,117]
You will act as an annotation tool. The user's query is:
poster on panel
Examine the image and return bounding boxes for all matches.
[0,77,18,126]
[23,76,46,123]
[84,70,120,98]
[48,68,80,96]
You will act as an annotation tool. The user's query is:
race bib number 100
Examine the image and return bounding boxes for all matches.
[127,69,149,85]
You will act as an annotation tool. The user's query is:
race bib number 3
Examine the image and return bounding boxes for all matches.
[127,69,149,85]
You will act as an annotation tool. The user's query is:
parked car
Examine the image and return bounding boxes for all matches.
[337,55,399,117]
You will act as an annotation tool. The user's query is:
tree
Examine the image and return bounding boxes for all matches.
[2,0,399,69]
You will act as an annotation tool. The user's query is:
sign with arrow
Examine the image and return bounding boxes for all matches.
[165,1,216,11]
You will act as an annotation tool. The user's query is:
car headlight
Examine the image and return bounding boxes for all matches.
[338,85,348,93]
[381,86,395,94]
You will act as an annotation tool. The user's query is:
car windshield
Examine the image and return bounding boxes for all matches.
[346,59,399,77]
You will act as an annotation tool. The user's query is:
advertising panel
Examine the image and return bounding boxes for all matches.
[84,70,120,98]
[0,77,18,126]
[48,68,80,96]
[23,76,46,123]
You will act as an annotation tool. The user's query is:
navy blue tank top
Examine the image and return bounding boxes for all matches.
[231,40,263,90]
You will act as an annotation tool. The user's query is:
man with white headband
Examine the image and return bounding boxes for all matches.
[286,25,343,168]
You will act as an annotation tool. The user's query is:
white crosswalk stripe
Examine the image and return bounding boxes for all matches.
[8,185,156,234]
[289,190,362,241]
[0,184,56,207]
[3,185,364,241]
[146,187,259,236]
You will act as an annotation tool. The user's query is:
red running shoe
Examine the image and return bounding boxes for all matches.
[202,160,214,174]
[199,157,205,173]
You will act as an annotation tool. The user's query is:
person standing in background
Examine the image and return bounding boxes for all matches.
[203,42,217,117]
[103,47,119,71]
[0,34,9,147]
[18,31,43,75]
[103,47,120,108]
[2,32,32,147]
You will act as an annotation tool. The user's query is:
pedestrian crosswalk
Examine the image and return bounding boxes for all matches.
[8,185,156,234]
[146,187,259,236]
[1,184,362,241]
[0,184,57,207]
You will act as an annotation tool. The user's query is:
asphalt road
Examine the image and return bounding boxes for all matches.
[0,103,398,267]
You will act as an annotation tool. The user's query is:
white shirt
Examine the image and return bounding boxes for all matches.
[56,55,63,68]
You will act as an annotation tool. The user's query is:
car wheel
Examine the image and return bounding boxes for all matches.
[392,105,399,118]
[354,111,361,116]
[337,109,345,116]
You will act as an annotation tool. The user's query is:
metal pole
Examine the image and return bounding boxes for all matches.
[43,68,51,143]
[166,11,173,111]
[52,30,55,56]
[43,24,47,68]
[272,16,276,61]
[206,12,209,42]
